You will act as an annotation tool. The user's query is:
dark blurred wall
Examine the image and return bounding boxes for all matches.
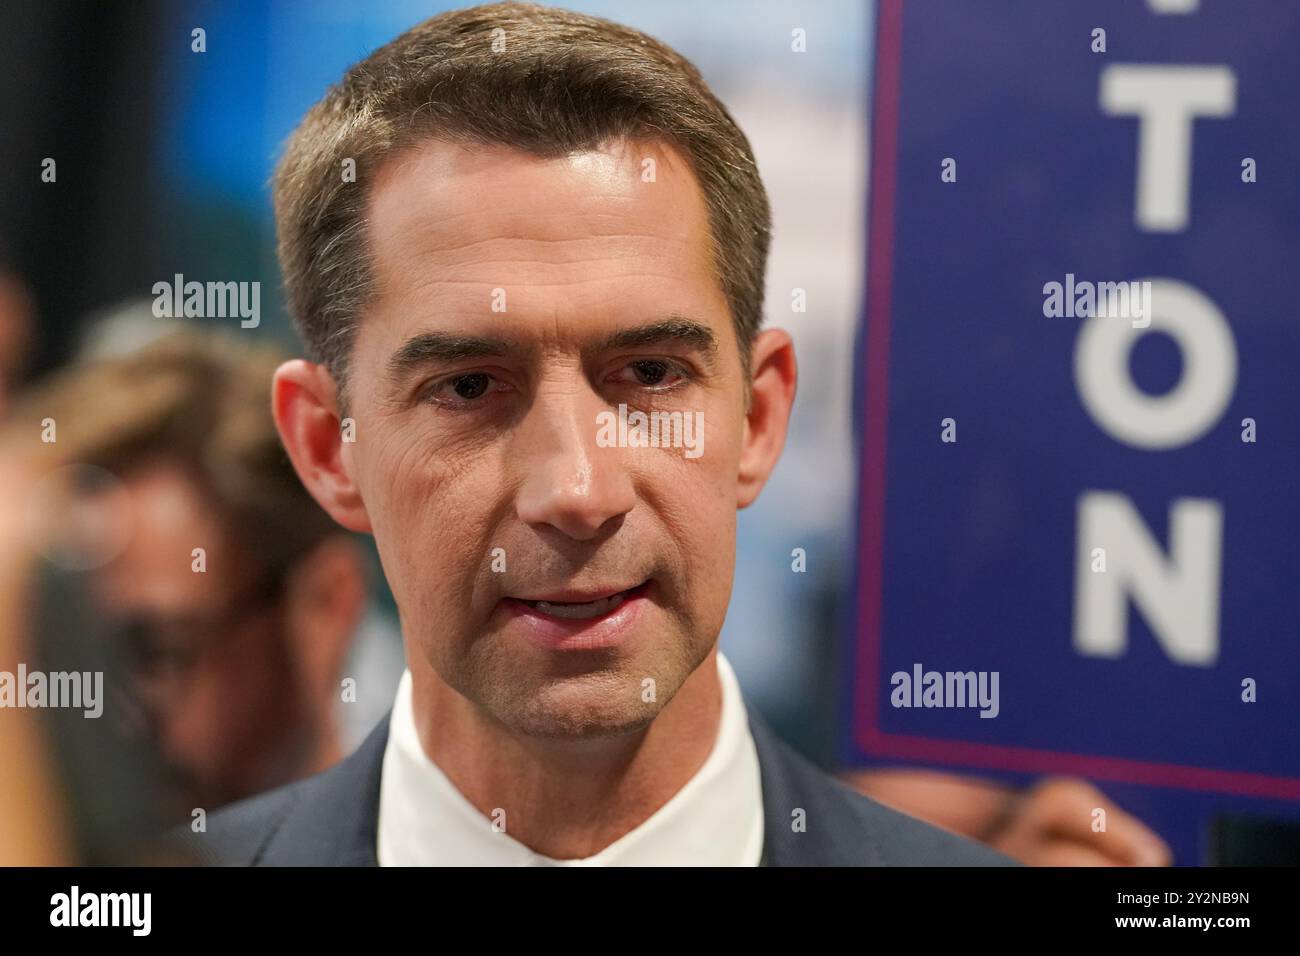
[0,0,165,377]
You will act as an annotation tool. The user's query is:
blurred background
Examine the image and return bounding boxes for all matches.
[0,0,1295,866]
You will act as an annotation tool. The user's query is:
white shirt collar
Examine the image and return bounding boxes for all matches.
[377,651,765,866]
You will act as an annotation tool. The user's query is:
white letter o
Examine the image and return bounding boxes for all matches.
[1074,277,1236,449]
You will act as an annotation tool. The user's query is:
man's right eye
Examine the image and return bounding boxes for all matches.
[450,373,491,400]
[421,372,503,407]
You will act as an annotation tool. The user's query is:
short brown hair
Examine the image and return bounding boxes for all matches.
[273,1,771,393]
[17,330,340,577]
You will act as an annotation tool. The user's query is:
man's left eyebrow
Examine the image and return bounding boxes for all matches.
[598,317,719,362]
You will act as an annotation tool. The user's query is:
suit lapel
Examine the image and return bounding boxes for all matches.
[747,706,885,866]
[258,716,389,866]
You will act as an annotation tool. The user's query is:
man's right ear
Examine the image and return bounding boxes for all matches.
[271,359,372,534]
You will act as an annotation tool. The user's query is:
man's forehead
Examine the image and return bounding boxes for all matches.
[94,462,234,606]
[365,136,713,265]
[370,135,699,199]
[357,135,732,365]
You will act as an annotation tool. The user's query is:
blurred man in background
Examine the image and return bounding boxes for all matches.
[4,329,387,819]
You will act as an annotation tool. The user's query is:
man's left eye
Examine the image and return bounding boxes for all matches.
[619,359,687,389]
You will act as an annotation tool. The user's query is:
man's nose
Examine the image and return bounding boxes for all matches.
[514,388,635,541]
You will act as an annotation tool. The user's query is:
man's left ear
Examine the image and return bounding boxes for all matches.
[737,328,797,508]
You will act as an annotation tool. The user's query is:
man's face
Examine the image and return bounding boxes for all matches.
[343,137,750,738]
[89,462,294,805]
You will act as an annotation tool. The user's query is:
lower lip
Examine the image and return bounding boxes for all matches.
[501,582,651,651]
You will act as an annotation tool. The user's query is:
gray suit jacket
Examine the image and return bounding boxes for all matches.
[179,707,1015,866]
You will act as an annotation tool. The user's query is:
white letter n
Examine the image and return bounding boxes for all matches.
[1073,491,1222,665]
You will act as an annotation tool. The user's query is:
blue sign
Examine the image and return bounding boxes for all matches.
[845,0,1300,865]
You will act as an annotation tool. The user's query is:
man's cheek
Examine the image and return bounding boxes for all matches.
[394,525,478,619]
[680,506,736,605]
[360,441,443,531]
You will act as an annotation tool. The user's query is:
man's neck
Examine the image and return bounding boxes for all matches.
[407,650,724,860]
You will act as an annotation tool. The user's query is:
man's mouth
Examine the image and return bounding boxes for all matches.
[511,581,651,622]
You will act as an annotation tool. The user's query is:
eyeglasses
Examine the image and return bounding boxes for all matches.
[108,569,287,680]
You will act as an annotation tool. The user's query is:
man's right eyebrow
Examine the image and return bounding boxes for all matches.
[385,332,514,383]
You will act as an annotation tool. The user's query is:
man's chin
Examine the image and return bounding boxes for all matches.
[499,682,662,741]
